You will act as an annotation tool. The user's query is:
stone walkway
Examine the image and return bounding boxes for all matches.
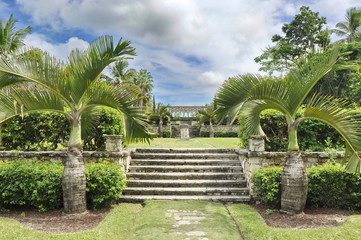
[131,200,243,240]
[166,209,210,240]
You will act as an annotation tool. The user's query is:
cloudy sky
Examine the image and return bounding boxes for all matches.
[0,0,359,105]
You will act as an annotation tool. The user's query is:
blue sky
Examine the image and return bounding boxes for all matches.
[0,0,359,106]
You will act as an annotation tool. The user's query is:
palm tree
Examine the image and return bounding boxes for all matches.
[125,69,154,107]
[149,102,171,138]
[0,36,153,214]
[198,104,217,138]
[331,7,361,43]
[111,62,154,107]
[215,47,361,215]
[0,15,31,54]
[110,60,137,84]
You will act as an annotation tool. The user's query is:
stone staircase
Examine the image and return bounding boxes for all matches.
[119,148,250,203]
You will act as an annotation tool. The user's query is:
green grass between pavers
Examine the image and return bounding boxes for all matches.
[131,200,242,240]
[127,137,240,148]
[1,201,361,240]
[0,203,142,240]
[227,204,361,240]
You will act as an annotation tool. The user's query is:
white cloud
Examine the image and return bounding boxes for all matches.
[24,34,89,61]
[13,0,360,105]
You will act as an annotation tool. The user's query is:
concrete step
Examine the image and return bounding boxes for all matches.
[119,195,251,203]
[130,159,241,166]
[127,172,245,180]
[132,153,239,160]
[135,148,238,154]
[127,179,247,188]
[123,187,249,196]
[128,165,243,173]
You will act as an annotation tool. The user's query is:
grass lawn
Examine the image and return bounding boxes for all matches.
[1,201,360,240]
[227,204,361,240]
[127,137,241,148]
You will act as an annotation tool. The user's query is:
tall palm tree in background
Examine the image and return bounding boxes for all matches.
[110,60,137,84]
[198,103,217,138]
[331,7,361,43]
[111,61,153,107]
[215,47,361,215]
[149,102,171,138]
[0,15,31,54]
[0,36,153,214]
[125,69,154,107]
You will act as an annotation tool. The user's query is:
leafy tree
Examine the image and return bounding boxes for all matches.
[0,35,153,214]
[255,6,330,75]
[215,47,361,215]
[198,103,217,138]
[331,7,361,43]
[0,15,31,54]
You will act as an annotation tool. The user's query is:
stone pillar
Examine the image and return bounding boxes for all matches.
[246,135,265,200]
[249,135,265,151]
[180,124,190,140]
[104,135,123,152]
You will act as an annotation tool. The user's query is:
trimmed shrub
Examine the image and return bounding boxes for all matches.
[199,131,210,137]
[86,162,126,209]
[214,131,238,137]
[307,163,361,210]
[162,130,171,138]
[0,161,126,211]
[199,131,238,137]
[252,163,361,210]
[252,166,283,207]
[0,161,63,212]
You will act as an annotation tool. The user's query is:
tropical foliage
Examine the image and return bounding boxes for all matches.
[331,7,361,43]
[254,6,330,75]
[0,35,153,214]
[215,47,361,214]
[149,101,171,138]
[0,15,31,54]
[198,103,217,137]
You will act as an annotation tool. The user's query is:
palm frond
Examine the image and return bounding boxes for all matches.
[123,113,155,143]
[239,100,287,137]
[0,88,66,123]
[303,94,361,173]
[0,48,71,104]
[215,74,291,123]
[80,106,103,138]
[66,36,136,103]
[286,46,341,115]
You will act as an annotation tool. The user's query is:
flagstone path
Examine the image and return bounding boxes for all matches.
[131,200,243,240]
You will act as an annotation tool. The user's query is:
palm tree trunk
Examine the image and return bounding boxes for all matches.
[281,151,308,215]
[209,122,214,138]
[158,119,163,138]
[62,119,87,214]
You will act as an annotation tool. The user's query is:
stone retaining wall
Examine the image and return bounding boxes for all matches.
[0,150,133,170]
[243,136,344,199]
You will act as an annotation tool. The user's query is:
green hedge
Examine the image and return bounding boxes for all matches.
[199,131,238,137]
[0,109,124,151]
[162,130,171,138]
[252,163,361,210]
[85,162,126,209]
[0,161,126,212]
[239,110,345,151]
